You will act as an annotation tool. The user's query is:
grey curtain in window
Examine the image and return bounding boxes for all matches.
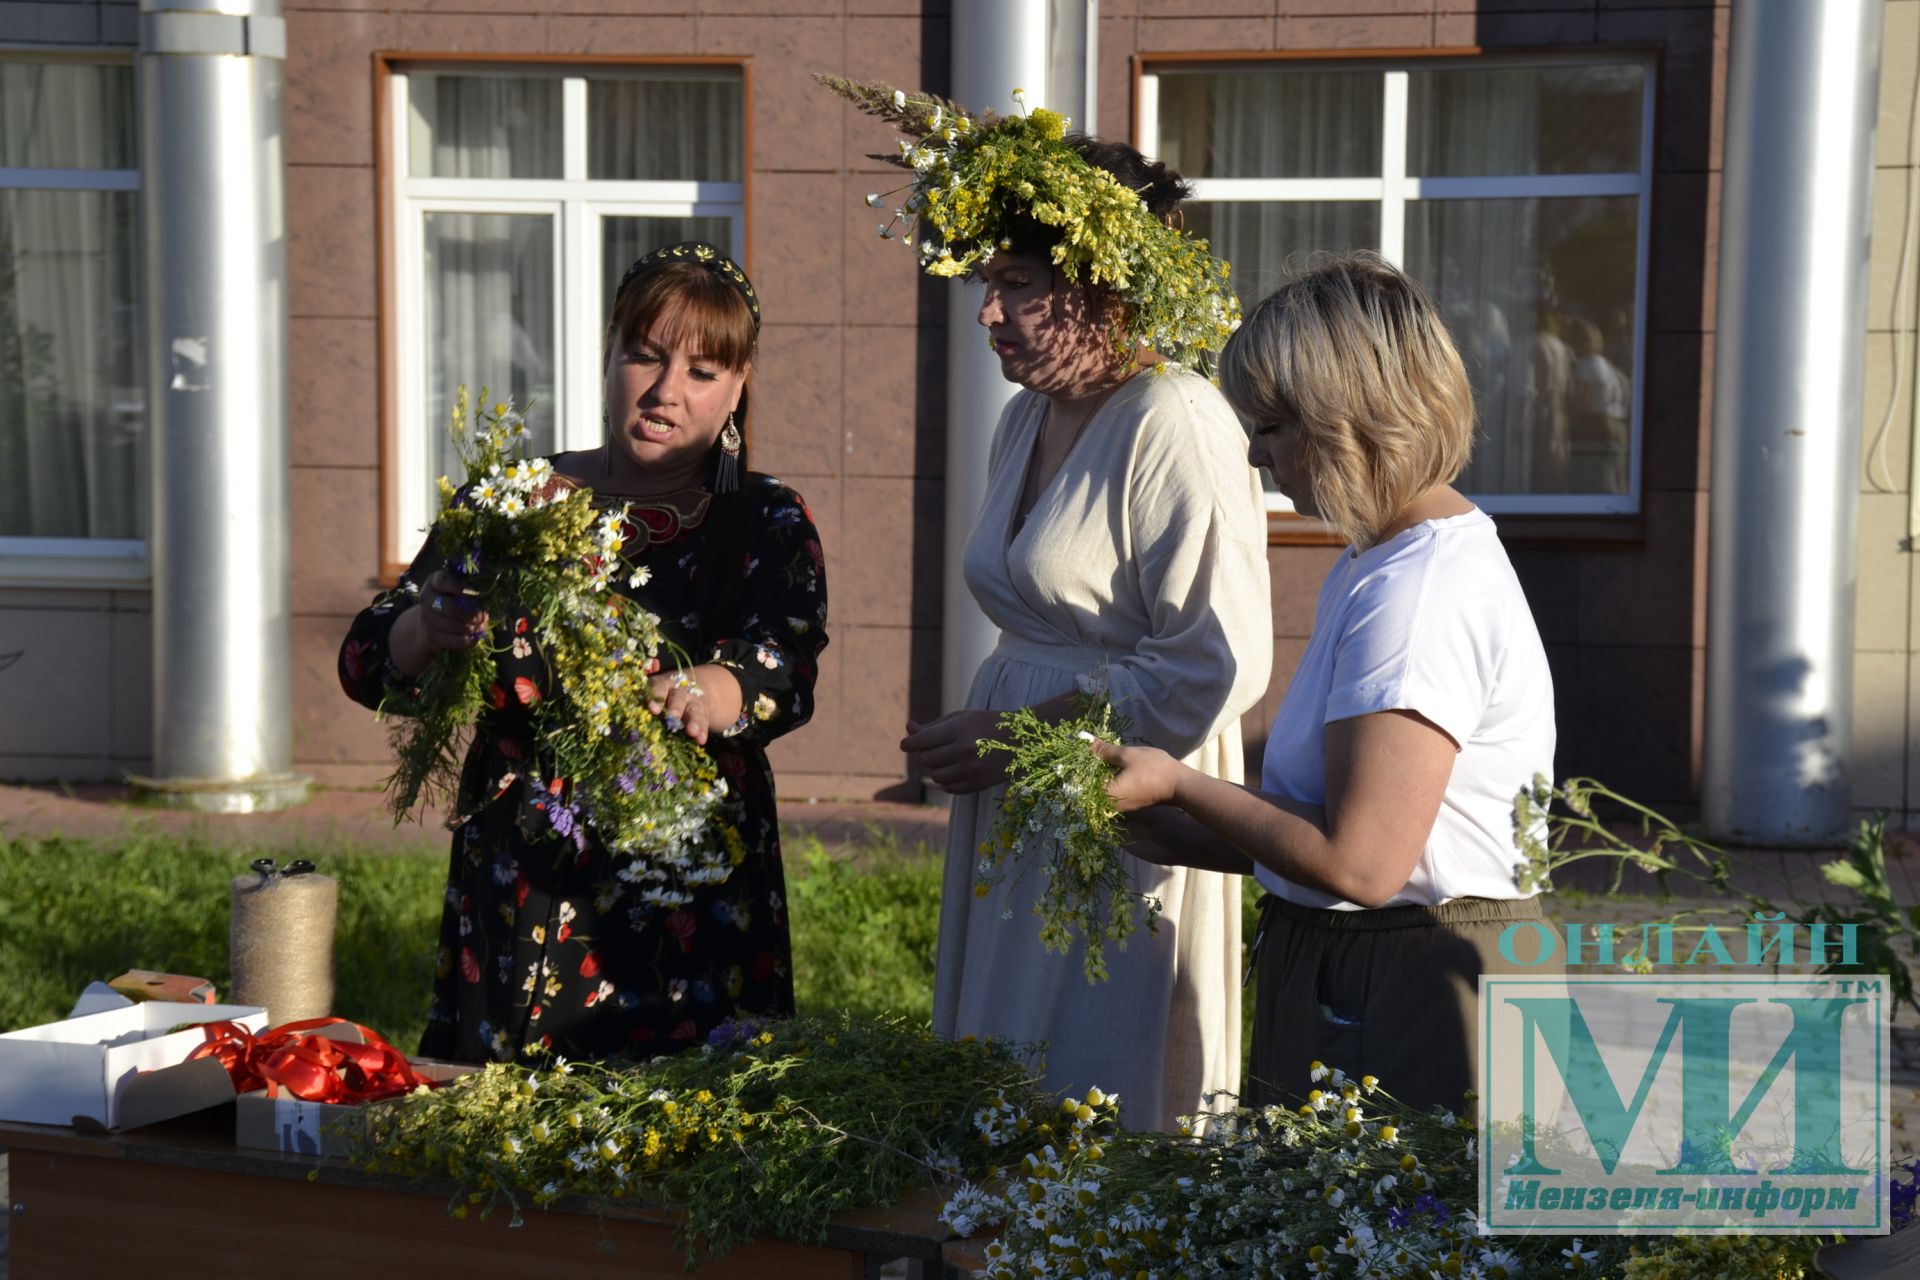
[409,74,562,180]
[403,70,744,509]
[406,75,562,503]
[1178,64,1643,497]
[422,212,557,500]
[1409,197,1639,497]
[1405,69,1640,495]
[1170,70,1381,306]
[589,75,743,182]
[0,62,143,541]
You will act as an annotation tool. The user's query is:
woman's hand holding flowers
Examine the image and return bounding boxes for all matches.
[649,663,742,747]
[390,569,490,677]
[1089,738,1181,813]
[901,709,1010,793]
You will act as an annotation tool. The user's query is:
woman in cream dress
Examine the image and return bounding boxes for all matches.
[901,141,1271,1131]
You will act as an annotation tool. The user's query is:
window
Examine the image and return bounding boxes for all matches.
[386,63,747,558]
[1142,56,1654,517]
[0,57,145,582]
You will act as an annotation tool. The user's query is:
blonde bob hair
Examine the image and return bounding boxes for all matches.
[1219,251,1474,549]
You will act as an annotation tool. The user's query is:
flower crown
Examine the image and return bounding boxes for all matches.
[617,240,760,332]
[817,75,1240,375]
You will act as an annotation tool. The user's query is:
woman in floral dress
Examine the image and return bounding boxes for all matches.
[340,243,828,1063]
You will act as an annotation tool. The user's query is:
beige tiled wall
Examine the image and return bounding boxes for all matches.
[1854,0,1920,827]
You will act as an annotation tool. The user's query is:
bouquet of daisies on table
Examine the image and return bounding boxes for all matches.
[379,388,738,904]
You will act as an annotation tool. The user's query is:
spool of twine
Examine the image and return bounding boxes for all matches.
[230,869,338,1025]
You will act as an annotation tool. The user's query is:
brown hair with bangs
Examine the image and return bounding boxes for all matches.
[1219,251,1474,549]
[606,259,759,430]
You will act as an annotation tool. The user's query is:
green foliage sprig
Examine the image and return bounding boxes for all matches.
[817,75,1240,375]
[373,389,737,905]
[357,1012,1068,1266]
[1513,775,1920,1019]
[976,689,1159,983]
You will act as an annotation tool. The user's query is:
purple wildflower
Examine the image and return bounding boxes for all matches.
[549,804,576,839]
[1893,1156,1920,1232]
[705,1017,767,1049]
[617,769,640,794]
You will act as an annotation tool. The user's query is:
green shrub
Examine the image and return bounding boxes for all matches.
[787,832,943,1020]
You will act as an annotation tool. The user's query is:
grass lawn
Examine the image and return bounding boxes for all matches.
[0,826,1261,1063]
[0,827,952,1050]
[0,831,447,1046]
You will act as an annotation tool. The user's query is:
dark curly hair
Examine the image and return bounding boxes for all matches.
[1000,134,1192,258]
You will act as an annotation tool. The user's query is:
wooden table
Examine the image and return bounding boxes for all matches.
[1,1109,959,1279]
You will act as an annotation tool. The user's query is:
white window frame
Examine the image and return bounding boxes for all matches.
[0,53,146,587]
[1140,52,1657,518]
[385,63,747,557]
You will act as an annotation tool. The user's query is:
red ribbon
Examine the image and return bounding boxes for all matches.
[186,1016,440,1104]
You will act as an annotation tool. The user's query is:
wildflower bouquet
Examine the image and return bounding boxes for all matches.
[380,389,735,904]
[356,1012,1073,1265]
[944,1063,1826,1279]
[975,689,1158,983]
[817,75,1240,375]
[1513,774,1920,1018]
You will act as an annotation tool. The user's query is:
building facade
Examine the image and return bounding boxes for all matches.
[3,0,1910,827]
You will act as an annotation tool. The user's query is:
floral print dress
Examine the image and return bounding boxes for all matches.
[339,473,828,1063]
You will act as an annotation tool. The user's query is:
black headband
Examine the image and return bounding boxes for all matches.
[615,241,761,331]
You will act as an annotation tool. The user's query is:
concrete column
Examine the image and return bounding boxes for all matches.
[940,1,1096,721]
[134,0,307,811]
[1702,0,1882,843]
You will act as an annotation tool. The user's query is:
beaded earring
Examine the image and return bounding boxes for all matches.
[714,413,742,494]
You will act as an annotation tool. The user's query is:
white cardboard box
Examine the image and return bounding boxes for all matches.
[0,1001,267,1127]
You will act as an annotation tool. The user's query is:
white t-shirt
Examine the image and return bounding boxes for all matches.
[1257,508,1554,909]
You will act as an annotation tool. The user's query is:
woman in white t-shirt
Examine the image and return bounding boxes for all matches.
[1096,251,1558,1113]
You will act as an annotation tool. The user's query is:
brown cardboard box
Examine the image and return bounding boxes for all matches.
[108,970,218,1006]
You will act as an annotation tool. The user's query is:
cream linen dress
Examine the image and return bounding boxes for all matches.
[931,367,1273,1131]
